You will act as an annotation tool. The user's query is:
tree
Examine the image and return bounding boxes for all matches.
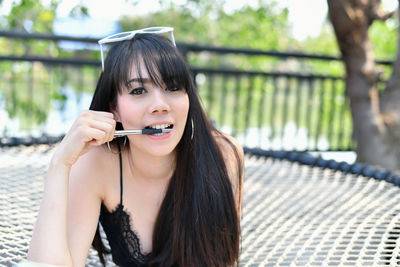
[327,0,400,171]
[118,1,295,76]
[119,1,292,50]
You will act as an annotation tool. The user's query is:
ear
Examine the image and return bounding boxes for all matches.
[109,103,121,122]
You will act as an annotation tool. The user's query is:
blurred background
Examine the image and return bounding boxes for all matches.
[0,0,399,169]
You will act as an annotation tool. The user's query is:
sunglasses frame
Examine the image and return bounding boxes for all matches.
[98,26,176,71]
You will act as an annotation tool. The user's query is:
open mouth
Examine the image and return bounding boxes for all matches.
[145,124,174,130]
[144,124,174,135]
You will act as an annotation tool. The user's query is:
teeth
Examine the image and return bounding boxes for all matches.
[150,124,171,129]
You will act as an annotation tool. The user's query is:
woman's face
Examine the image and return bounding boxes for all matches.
[114,61,189,158]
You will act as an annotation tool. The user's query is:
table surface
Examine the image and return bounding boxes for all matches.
[1,145,399,266]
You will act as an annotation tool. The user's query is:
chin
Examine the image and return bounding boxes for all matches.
[147,147,177,157]
[130,132,183,158]
[138,140,178,156]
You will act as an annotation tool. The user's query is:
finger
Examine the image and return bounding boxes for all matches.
[72,114,114,144]
[79,110,114,124]
[87,120,115,141]
[87,114,116,138]
[91,113,116,124]
[100,117,117,130]
[84,110,114,118]
[85,128,108,146]
[104,120,116,142]
[78,111,115,130]
[96,111,114,118]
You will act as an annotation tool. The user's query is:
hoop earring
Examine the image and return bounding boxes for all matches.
[107,136,127,154]
[191,118,194,140]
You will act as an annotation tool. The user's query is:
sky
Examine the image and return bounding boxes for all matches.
[0,0,398,40]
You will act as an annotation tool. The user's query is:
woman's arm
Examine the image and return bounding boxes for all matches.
[27,161,73,266]
[27,110,115,266]
[66,147,109,266]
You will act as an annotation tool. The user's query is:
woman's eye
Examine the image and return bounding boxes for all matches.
[166,86,182,92]
[130,87,147,95]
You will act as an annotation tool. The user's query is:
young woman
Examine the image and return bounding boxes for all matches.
[27,27,244,267]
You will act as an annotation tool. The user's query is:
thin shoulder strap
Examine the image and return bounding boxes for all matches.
[117,143,123,205]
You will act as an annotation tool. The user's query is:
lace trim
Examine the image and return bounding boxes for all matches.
[104,203,152,262]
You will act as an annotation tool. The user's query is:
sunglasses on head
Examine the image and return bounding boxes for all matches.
[98,26,176,71]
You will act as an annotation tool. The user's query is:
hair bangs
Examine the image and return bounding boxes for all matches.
[105,41,134,95]
[106,34,192,94]
[130,34,192,92]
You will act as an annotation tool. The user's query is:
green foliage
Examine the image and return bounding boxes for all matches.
[369,18,397,81]
[69,4,89,18]
[118,1,296,76]
[215,4,291,50]
[370,18,397,60]
[119,1,292,49]
[3,0,59,32]
[0,0,103,135]
[119,6,212,44]
[299,23,339,55]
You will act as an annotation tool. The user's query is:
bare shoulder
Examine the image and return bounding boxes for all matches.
[69,144,117,199]
[213,131,244,208]
[213,131,244,168]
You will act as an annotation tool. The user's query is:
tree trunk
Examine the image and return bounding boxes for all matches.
[327,0,400,171]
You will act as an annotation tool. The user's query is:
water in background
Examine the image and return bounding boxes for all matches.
[0,87,93,138]
[224,124,356,164]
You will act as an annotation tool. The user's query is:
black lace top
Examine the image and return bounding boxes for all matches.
[99,151,151,267]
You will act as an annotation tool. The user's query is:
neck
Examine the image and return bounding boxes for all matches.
[126,145,176,184]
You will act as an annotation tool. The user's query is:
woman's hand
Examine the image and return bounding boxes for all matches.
[52,110,116,168]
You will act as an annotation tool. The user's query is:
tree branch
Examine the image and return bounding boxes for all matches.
[370,8,396,21]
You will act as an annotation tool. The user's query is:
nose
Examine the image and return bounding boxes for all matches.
[149,89,170,114]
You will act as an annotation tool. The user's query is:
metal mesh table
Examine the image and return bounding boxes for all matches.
[1,145,399,266]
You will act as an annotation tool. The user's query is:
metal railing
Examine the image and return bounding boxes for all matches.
[0,31,392,150]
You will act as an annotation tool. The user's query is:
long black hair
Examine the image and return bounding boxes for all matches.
[90,33,242,266]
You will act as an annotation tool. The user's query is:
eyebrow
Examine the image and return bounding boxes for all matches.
[126,78,151,84]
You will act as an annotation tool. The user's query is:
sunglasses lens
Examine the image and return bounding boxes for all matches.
[108,32,132,40]
[143,28,165,33]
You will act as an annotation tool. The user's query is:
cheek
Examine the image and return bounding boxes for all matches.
[117,97,142,124]
[178,94,190,117]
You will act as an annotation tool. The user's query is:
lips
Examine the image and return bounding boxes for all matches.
[144,123,174,139]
